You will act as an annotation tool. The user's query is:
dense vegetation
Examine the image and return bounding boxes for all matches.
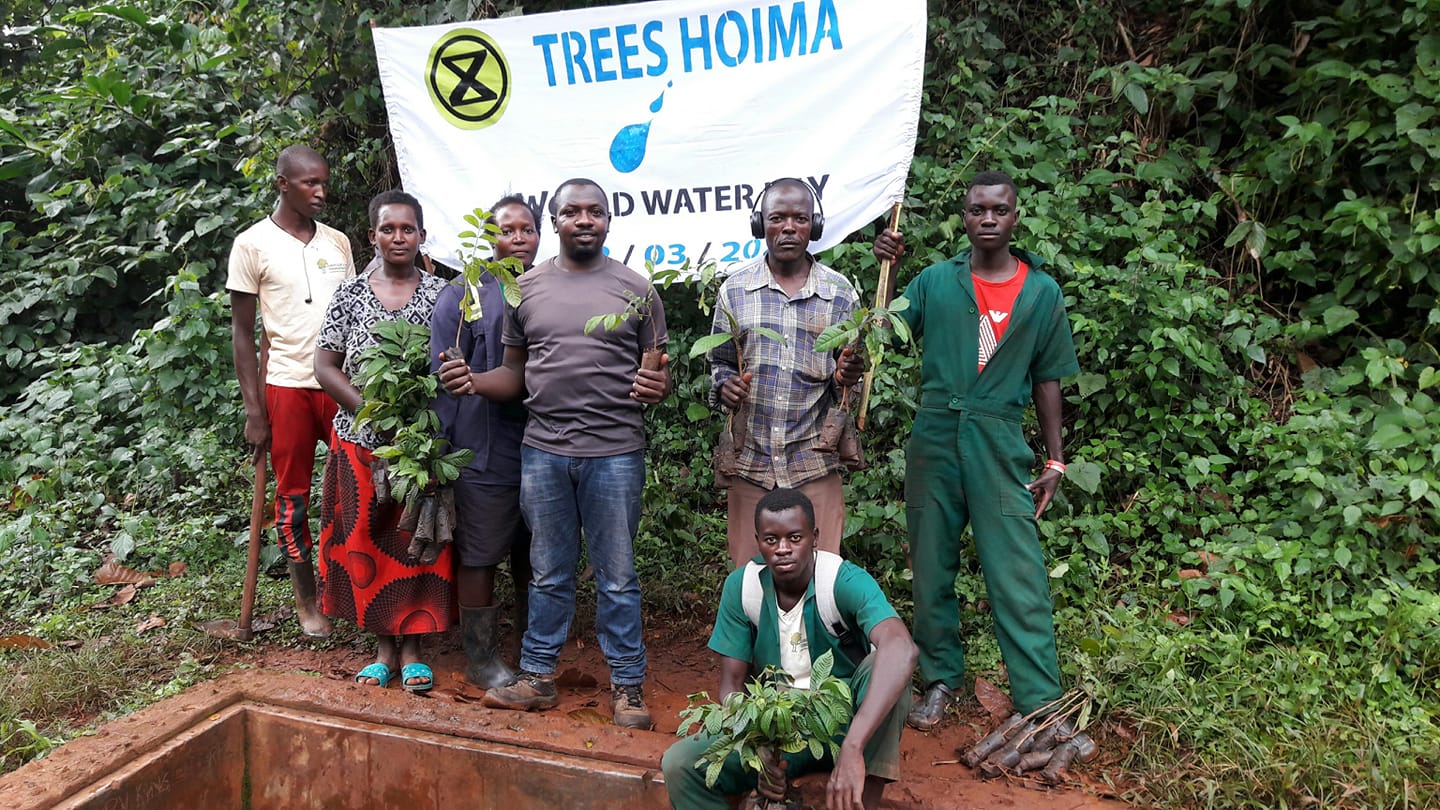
[2,0,1437,807]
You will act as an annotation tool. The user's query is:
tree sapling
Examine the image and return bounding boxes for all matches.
[676,650,854,809]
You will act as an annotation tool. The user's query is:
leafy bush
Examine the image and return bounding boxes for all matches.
[1,0,1438,805]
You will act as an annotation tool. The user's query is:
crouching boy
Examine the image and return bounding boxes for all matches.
[662,489,918,810]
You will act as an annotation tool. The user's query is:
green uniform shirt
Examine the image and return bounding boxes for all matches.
[899,248,1080,418]
[708,559,898,683]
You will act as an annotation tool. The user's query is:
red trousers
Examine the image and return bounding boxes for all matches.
[265,385,337,562]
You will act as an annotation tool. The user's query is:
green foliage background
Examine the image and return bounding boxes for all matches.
[1,0,1437,807]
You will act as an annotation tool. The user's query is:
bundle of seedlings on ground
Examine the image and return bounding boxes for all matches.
[584,260,681,373]
[355,319,473,565]
[811,297,912,468]
[960,690,1097,784]
[685,260,787,487]
[677,650,853,809]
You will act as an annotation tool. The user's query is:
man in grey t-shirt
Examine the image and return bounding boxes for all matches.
[439,178,671,729]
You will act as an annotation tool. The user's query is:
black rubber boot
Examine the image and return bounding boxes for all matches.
[907,682,959,730]
[460,605,516,689]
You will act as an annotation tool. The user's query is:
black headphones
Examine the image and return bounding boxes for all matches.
[749,177,825,242]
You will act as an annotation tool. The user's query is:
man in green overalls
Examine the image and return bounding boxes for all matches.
[872,170,1079,730]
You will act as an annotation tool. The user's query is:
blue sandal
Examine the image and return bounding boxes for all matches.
[401,662,434,693]
[354,662,393,688]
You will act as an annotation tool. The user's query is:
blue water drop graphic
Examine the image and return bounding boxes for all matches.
[609,123,651,174]
[650,81,672,114]
[608,82,674,174]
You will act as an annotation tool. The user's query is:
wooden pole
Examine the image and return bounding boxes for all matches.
[857,203,903,430]
[236,449,267,641]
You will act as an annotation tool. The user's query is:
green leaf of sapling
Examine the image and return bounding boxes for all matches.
[689,332,735,358]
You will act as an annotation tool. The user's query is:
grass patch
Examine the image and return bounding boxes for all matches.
[0,632,223,775]
[1066,606,1440,809]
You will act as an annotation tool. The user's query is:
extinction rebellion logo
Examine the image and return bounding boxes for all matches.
[427,28,510,130]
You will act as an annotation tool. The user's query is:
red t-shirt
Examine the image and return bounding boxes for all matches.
[973,260,1029,372]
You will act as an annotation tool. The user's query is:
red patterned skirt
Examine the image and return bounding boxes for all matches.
[318,434,456,635]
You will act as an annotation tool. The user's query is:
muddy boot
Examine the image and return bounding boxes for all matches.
[611,682,653,730]
[287,560,332,639]
[482,671,559,711]
[907,682,959,730]
[460,606,516,689]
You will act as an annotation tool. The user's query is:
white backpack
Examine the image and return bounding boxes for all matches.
[740,550,870,662]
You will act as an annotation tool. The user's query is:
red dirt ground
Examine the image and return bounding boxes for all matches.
[225,614,1132,810]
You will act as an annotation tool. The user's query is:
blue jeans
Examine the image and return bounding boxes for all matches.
[519,446,647,685]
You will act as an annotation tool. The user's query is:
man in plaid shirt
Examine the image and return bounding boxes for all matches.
[709,178,866,568]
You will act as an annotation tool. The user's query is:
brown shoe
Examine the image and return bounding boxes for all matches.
[611,682,653,729]
[481,671,558,711]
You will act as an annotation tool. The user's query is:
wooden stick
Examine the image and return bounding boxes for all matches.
[237,449,267,641]
[857,203,903,430]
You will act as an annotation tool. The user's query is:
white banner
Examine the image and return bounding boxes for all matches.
[372,0,925,272]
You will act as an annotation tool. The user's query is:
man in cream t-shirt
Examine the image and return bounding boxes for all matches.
[227,144,353,638]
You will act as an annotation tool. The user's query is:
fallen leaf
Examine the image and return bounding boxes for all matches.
[431,688,477,704]
[135,614,166,634]
[555,668,598,688]
[94,560,158,587]
[92,584,139,609]
[1177,569,1204,580]
[1291,31,1313,59]
[0,634,51,650]
[1113,721,1136,742]
[258,606,293,624]
[568,708,611,726]
[1195,550,1219,569]
[450,673,484,693]
[973,676,1013,720]
[167,561,188,578]
[1296,351,1318,373]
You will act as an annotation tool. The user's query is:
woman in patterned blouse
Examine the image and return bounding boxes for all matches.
[313,190,451,691]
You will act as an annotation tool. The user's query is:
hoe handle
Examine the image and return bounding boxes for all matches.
[238,450,267,640]
[857,202,903,430]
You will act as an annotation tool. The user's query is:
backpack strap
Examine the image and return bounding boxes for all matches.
[813,551,845,637]
[741,560,765,627]
[815,551,872,664]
